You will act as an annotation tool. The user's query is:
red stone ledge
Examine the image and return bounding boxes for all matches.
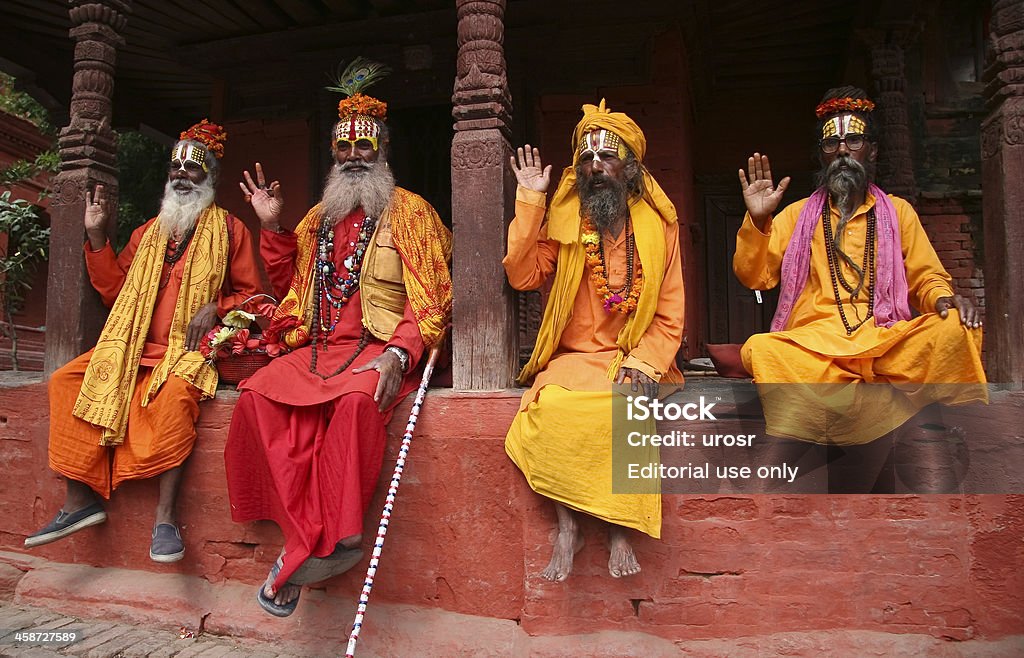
[1,375,1023,650]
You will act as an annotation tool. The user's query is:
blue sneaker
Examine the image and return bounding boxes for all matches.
[149,523,185,563]
[24,502,107,548]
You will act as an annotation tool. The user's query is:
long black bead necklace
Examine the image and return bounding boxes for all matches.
[160,224,197,289]
[823,203,876,336]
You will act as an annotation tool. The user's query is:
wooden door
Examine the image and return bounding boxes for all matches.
[703,194,778,347]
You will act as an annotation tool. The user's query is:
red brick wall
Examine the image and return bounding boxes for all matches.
[918,197,984,315]
[2,381,1022,646]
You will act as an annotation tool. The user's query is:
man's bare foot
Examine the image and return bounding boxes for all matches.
[608,525,641,578]
[540,524,584,582]
[256,553,301,617]
[264,579,301,608]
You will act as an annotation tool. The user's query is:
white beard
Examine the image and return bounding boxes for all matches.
[319,160,395,220]
[157,178,216,238]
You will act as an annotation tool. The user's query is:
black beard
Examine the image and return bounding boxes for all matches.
[576,170,628,232]
[819,155,868,219]
[819,155,870,297]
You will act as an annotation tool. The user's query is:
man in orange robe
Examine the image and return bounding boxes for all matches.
[733,86,986,491]
[504,101,684,581]
[26,121,262,561]
[227,65,452,617]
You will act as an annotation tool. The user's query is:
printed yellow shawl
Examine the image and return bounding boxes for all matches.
[271,187,452,348]
[73,205,229,446]
[518,100,678,384]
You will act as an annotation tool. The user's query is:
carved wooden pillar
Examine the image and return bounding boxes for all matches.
[451,0,516,390]
[44,0,130,374]
[861,28,918,202]
[981,0,1024,388]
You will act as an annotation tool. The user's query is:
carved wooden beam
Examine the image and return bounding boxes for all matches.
[981,0,1024,388]
[44,0,130,374]
[859,26,920,203]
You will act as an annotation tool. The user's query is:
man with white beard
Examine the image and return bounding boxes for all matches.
[25,120,262,560]
[225,60,452,617]
[733,87,987,492]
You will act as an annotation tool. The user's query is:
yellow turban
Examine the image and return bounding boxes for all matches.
[518,99,679,384]
[545,99,677,244]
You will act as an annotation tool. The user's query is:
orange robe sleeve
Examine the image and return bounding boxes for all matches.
[732,200,806,291]
[892,196,954,313]
[621,220,685,381]
[502,187,559,291]
[84,219,153,307]
[216,216,264,316]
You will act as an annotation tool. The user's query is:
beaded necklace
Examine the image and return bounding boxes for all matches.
[160,225,197,289]
[308,212,376,379]
[822,203,876,335]
[581,216,643,314]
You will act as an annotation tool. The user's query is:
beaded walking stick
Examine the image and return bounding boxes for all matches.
[344,340,444,658]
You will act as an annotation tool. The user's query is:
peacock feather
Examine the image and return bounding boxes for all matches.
[326,57,391,97]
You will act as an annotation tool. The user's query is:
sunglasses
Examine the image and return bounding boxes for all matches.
[819,134,868,154]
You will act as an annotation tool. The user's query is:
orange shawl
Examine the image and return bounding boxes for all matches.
[270,187,452,348]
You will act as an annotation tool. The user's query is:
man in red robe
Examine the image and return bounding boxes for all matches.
[26,121,262,562]
[228,69,452,616]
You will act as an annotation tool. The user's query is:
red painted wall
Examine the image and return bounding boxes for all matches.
[2,381,1022,645]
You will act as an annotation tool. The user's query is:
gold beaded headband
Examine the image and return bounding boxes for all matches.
[821,114,868,139]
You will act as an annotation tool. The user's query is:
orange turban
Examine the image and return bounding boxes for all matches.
[546,99,676,244]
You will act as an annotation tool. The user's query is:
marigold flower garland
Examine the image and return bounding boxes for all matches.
[581,216,643,314]
[815,97,875,119]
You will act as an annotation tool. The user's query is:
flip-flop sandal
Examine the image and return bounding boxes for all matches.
[256,557,300,617]
[290,546,364,586]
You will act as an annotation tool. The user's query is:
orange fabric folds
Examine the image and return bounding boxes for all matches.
[270,187,452,349]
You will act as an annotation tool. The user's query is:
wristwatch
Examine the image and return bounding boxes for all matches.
[385,345,410,373]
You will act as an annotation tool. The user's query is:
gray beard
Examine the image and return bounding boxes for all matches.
[820,155,870,296]
[320,160,395,220]
[157,178,215,238]
[575,168,629,233]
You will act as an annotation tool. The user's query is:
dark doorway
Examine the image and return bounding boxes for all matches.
[386,104,454,227]
[703,193,779,345]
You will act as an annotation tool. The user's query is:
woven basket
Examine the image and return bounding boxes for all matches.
[216,350,272,384]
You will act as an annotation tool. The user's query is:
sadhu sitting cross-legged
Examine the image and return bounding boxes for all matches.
[733,87,987,493]
[26,121,262,560]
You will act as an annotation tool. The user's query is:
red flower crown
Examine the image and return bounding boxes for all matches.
[179,119,228,159]
[815,97,875,119]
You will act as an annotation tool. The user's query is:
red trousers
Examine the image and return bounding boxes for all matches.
[225,390,387,589]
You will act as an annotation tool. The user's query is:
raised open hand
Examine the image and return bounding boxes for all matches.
[84,184,109,250]
[510,145,552,193]
[239,162,284,229]
[738,153,790,232]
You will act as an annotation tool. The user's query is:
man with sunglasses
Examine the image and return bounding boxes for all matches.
[732,86,986,492]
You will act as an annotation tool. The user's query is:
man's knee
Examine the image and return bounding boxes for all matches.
[333,392,380,417]
[48,360,84,396]
[741,333,772,373]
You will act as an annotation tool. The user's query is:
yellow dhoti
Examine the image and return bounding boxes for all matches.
[505,386,661,538]
[742,313,987,445]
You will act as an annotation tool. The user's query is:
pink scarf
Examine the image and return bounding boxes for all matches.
[770,184,911,332]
